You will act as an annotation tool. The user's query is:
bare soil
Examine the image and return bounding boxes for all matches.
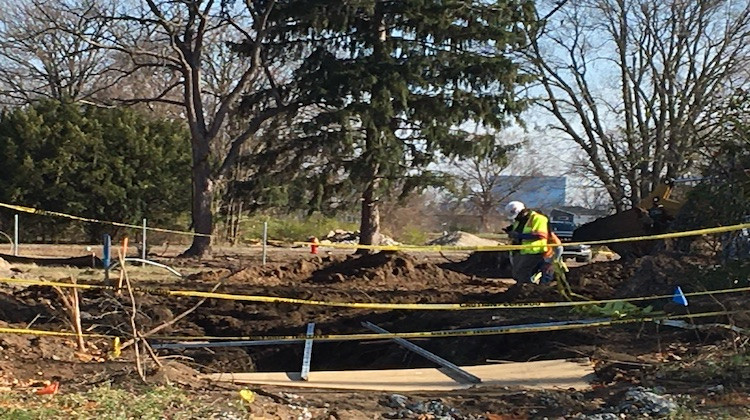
[1,246,749,418]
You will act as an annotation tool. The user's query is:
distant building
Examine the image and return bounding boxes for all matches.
[494,175,567,212]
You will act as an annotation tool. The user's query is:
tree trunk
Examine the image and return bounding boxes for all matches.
[181,152,213,257]
[357,179,381,254]
[479,212,490,233]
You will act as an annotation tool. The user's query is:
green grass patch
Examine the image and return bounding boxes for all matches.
[395,225,430,245]
[238,214,358,243]
[0,384,241,420]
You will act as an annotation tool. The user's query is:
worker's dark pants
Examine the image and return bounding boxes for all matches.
[510,252,544,283]
[504,252,545,300]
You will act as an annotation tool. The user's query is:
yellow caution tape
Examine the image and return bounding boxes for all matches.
[151,310,745,343]
[0,326,114,339]
[2,277,749,311]
[0,311,742,344]
[0,202,211,237]
[297,222,750,251]
[2,200,747,250]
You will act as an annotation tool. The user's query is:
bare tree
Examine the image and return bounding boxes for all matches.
[525,0,750,211]
[448,157,520,232]
[0,0,119,105]
[70,0,304,256]
[444,137,548,232]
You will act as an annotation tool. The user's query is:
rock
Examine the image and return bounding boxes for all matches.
[619,387,678,417]
[382,395,472,419]
[384,394,409,408]
[707,384,725,394]
[575,414,620,420]
[149,361,204,387]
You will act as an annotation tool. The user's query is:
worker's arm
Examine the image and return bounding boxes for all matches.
[546,232,563,261]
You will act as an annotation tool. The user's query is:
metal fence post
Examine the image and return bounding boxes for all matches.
[262,221,268,266]
[103,233,111,282]
[13,214,18,256]
[142,218,147,266]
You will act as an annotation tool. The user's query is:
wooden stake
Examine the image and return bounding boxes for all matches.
[70,278,85,351]
[117,237,129,292]
[119,249,145,381]
[51,277,85,352]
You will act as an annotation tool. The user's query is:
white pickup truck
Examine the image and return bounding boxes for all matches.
[550,221,593,263]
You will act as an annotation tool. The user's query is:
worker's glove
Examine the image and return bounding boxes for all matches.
[553,245,564,262]
[507,231,520,242]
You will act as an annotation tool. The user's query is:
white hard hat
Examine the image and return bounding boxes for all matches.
[505,201,525,219]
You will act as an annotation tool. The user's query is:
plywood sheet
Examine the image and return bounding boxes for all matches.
[204,359,595,392]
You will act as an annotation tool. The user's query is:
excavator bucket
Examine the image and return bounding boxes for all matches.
[571,208,660,258]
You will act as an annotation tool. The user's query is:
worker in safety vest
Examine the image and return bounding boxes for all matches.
[504,201,555,284]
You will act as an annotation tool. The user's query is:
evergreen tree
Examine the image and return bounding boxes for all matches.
[247,0,535,248]
[0,100,191,241]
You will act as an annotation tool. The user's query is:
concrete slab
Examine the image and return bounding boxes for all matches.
[204,359,595,392]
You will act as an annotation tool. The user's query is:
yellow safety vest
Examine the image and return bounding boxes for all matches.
[511,211,550,255]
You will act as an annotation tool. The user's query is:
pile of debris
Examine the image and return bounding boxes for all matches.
[574,387,680,419]
[427,231,500,247]
[320,229,400,246]
[382,394,480,420]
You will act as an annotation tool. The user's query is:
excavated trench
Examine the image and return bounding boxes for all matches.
[178,307,605,373]
[169,303,712,376]
[1,251,725,376]
[147,252,728,374]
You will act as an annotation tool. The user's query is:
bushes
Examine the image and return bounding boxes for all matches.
[0,100,191,243]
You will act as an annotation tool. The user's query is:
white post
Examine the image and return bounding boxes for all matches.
[13,214,19,256]
[262,221,268,265]
[142,218,147,266]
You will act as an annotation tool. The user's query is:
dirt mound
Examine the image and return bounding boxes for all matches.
[427,231,499,247]
[616,254,707,298]
[0,288,55,323]
[440,251,512,279]
[309,252,469,287]
[0,257,11,272]
[227,252,474,290]
[567,260,638,300]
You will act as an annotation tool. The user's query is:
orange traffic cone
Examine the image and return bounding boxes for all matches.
[310,237,319,254]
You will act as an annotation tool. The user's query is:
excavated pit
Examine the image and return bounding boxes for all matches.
[1,251,740,378]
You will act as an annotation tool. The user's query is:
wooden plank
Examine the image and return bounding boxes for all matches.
[205,359,595,392]
[361,321,480,384]
[300,322,315,381]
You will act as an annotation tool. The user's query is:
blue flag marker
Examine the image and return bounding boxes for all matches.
[102,233,111,270]
[673,286,688,306]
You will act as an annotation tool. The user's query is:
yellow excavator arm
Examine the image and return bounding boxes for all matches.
[572,180,691,258]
